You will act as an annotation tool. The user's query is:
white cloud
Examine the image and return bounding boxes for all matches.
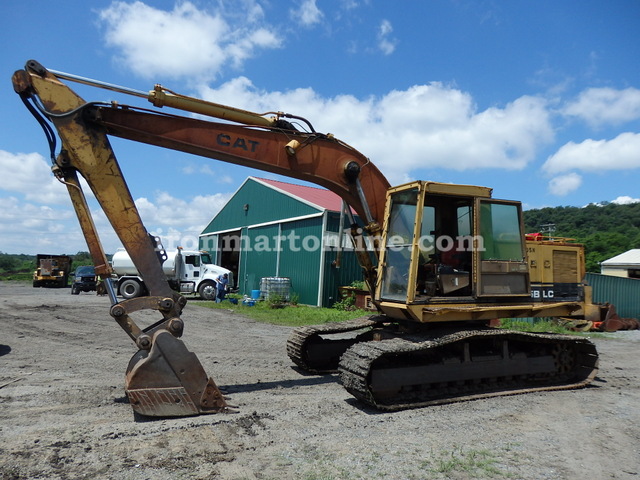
[133,191,231,251]
[181,164,235,184]
[0,150,70,204]
[543,132,640,174]
[0,150,120,253]
[290,0,323,26]
[563,87,640,128]
[547,172,582,196]
[65,190,233,253]
[198,80,554,183]
[0,197,73,230]
[99,1,281,81]
[182,164,216,176]
[0,196,79,253]
[218,174,234,184]
[0,153,232,253]
[135,190,231,234]
[612,195,640,205]
[377,19,397,55]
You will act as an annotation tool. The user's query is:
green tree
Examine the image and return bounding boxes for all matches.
[0,253,19,272]
[71,251,92,270]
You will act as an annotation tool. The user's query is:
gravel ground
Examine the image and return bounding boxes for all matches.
[1,281,639,479]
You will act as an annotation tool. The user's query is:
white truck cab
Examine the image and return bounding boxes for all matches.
[111,247,232,300]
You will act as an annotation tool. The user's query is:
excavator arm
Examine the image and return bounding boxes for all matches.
[12,60,390,417]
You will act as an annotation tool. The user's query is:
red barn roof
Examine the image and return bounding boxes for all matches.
[252,177,349,213]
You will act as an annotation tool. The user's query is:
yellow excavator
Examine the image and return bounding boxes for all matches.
[12,60,598,416]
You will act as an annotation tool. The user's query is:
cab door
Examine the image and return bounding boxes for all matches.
[183,254,201,281]
[475,199,530,297]
[377,184,423,303]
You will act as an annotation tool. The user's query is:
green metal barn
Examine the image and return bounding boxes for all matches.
[199,177,367,306]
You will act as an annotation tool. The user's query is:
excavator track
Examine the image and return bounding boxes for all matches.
[287,316,383,373]
[339,329,599,411]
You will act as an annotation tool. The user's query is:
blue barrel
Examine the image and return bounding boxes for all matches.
[251,289,261,300]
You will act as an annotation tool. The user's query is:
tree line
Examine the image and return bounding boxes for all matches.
[524,201,640,272]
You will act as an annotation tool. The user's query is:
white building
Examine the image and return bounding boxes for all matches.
[600,249,640,279]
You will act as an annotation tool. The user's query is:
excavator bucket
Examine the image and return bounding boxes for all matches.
[124,330,228,417]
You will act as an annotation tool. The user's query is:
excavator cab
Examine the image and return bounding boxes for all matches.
[376,182,531,322]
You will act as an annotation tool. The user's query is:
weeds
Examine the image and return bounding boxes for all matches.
[333,280,368,311]
[498,318,576,334]
[265,293,286,309]
[196,298,368,327]
[421,446,512,478]
[332,294,356,311]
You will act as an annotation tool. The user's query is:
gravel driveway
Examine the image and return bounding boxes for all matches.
[1,282,639,479]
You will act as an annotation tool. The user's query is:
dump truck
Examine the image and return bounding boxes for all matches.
[33,254,71,288]
[13,60,598,417]
[111,247,232,300]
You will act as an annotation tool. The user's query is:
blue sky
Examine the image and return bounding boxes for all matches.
[1,0,639,254]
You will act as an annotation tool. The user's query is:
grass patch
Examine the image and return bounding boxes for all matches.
[421,446,511,478]
[498,318,576,334]
[193,299,369,327]
[0,273,33,282]
[196,300,591,334]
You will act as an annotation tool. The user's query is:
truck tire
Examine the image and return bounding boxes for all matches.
[198,281,217,301]
[71,285,79,295]
[119,279,142,299]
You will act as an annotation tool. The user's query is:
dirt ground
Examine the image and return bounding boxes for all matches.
[1,282,639,480]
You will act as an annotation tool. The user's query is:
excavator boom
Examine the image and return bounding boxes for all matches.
[91,106,390,233]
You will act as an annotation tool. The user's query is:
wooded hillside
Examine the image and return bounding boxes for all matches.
[523,202,640,272]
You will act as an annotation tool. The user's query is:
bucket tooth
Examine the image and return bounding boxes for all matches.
[125,330,228,417]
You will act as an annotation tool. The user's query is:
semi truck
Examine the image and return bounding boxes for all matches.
[33,254,71,288]
[111,247,231,300]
